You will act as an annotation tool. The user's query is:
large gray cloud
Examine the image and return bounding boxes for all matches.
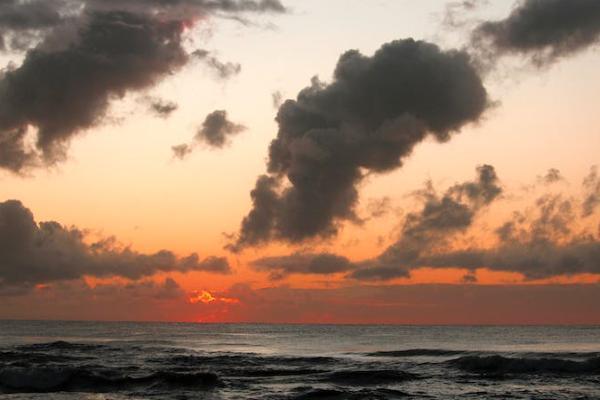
[0,199,231,291]
[172,109,246,158]
[350,165,502,281]
[231,39,488,250]
[472,0,600,67]
[0,0,285,173]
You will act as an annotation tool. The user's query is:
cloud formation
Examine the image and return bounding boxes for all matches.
[232,39,488,250]
[350,170,600,282]
[172,110,246,158]
[0,199,231,291]
[0,0,285,173]
[248,165,600,283]
[472,0,600,67]
[251,252,357,280]
[351,165,502,281]
[412,194,600,280]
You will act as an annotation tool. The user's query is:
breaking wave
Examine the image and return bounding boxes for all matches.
[450,355,600,375]
[366,348,466,357]
[2,332,600,399]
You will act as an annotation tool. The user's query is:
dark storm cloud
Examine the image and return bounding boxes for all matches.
[472,0,600,67]
[0,0,285,173]
[232,39,488,250]
[582,166,599,217]
[172,110,246,158]
[0,200,231,291]
[251,252,357,280]
[350,165,502,281]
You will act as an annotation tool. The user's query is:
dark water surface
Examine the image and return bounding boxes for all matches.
[0,321,599,399]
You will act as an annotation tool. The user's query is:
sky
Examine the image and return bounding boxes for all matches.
[0,0,599,324]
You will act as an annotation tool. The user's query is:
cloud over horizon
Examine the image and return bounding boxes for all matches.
[0,199,231,292]
[251,252,356,280]
[351,164,502,281]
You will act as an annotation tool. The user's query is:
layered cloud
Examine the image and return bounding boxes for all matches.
[351,164,502,280]
[232,38,488,249]
[172,110,246,158]
[0,0,285,173]
[250,165,600,282]
[472,0,600,67]
[251,252,356,280]
[404,194,600,280]
[0,200,231,291]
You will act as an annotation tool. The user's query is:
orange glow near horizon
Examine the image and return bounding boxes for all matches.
[188,290,240,305]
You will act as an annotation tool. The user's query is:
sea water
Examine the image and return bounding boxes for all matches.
[0,321,599,399]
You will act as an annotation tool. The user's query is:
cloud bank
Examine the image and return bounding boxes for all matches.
[0,199,231,292]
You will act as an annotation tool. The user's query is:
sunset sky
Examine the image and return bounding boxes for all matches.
[1,0,599,324]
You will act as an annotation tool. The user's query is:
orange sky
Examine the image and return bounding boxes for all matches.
[0,0,599,323]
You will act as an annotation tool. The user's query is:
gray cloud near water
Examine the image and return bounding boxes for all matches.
[0,199,231,292]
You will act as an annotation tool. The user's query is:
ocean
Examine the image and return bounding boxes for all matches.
[0,321,599,399]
